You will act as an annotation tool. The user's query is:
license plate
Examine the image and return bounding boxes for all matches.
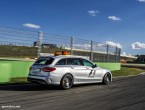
[33,68,40,72]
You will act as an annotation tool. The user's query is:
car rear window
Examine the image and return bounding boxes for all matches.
[34,57,54,65]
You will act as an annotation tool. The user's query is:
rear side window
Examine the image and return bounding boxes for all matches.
[67,58,83,66]
[56,59,67,65]
[35,57,54,65]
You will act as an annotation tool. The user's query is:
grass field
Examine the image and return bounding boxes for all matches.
[0,45,119,62]
[112,67,145,77]
[0,45,92,58]
[0,45,67,58]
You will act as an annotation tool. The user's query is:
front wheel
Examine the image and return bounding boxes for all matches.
[102,73,110,85]
[60,74,73,90]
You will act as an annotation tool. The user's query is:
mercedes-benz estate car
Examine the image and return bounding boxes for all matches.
[28,55,112,89]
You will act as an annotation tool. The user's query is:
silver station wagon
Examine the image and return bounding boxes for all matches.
[28,55,112,89]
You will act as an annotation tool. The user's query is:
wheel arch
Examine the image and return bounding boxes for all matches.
[61,73,74,84]
[103,72,112,82]
[60,73,74,89]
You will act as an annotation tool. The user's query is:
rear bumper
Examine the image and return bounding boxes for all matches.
[27,75,60,85]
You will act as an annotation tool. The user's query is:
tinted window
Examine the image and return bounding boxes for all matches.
[35,57,54,65]
[67,58,83,66]
[56,59,67,65]
[82,59,94,67]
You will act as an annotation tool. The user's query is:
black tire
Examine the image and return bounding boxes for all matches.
[60,74,73,90]
[102,73,110,85]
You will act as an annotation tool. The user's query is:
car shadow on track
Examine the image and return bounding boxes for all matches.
[0,83,104,91]
[0,84,62,91]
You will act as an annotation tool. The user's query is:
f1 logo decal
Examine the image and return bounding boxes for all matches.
[89,70,95,77]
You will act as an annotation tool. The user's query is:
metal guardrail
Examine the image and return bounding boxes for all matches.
[0,26,121,62]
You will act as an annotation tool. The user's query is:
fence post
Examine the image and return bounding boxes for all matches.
[115,47,118,62]
[106,44,109,62]
[118,48,121,62]
[70,37,74,55]
[37,31,43,58]
[90,40,93,61]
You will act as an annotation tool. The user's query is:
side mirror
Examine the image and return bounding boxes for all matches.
[92,64,97,68]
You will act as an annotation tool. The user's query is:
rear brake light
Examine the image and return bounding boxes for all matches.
[42,67,56,72]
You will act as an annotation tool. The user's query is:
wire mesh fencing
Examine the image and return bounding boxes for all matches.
[0,26,121,62]
[0,27,39,58]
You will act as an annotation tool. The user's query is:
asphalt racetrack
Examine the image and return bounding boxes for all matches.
[0,75,145,110]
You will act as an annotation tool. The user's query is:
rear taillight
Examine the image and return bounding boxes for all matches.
[42,67,56,72]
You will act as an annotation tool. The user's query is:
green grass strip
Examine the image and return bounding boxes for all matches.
[112,67,145,77]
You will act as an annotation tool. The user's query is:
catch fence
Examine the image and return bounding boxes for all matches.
[0,26,121,62]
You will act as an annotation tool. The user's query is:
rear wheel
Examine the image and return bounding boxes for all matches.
[102,73,110,85]
[60,74,73,90]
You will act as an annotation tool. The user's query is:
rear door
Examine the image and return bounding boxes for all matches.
[67,58,87,83]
